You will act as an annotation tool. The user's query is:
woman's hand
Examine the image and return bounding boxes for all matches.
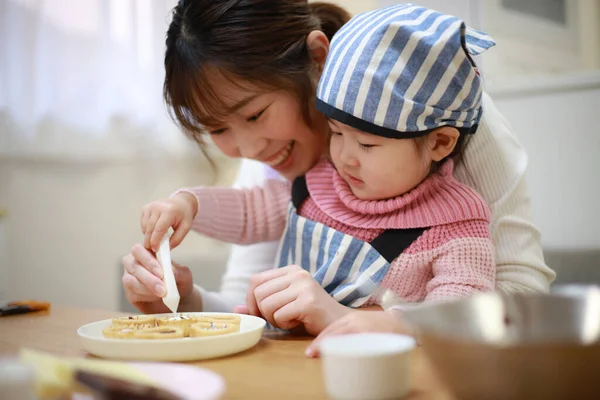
[305,309,408,357]
[140,192,198,252]
[242,265,351,336]
[121,244,196,314]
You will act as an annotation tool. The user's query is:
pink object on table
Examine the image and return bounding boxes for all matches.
[72,362,225,400]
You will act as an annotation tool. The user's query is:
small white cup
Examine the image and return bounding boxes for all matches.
[320,333,416,400]
[0,359,35,400]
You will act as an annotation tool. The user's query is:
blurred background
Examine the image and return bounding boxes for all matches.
[1,0,599,311]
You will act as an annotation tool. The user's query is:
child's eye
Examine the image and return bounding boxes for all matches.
[331,131,343,136]
[358,142,375,150]
[247,108,266,122]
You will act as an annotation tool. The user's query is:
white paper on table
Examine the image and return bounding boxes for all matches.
[156,230,180,313]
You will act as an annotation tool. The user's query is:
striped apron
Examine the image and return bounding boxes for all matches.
[275,176,427,308]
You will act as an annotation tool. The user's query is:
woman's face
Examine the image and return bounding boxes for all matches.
[203,75,329,180]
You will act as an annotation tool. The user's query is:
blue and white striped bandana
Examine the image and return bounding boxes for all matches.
[316,4,496,138]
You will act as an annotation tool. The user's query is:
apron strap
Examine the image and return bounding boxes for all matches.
[370,227,427,264]
[291,176,309,209]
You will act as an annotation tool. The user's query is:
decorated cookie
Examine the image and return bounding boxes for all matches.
[190,321,240,337]
[157,314,196,336]
[111,315,156,329]
[134,326,185,339]
[195,314,241,326]
[102,326,138,339]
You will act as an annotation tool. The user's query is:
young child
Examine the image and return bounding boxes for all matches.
[143,5,496,331]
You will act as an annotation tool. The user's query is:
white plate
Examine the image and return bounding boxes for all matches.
[77,312,266,362]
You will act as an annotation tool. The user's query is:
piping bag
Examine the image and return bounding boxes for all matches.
[157,229,180,313]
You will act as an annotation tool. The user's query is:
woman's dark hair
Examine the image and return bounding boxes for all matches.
[164,0,351,148]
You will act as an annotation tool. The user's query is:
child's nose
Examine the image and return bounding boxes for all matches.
[339,144,359,167]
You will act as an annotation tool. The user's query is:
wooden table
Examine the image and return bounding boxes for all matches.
[0,306,453,399]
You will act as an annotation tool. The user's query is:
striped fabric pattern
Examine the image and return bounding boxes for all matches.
[276,204,391,307]
[316,4,496,138]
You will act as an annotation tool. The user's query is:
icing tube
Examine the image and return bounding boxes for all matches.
[156,230,180,313]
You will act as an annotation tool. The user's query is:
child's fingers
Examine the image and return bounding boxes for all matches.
[254,275,292,304]
[170,222,190,249]
[271,300,303,331]
[256,287,297,328]
[305,322,347,358]
[233,305,250,314]
[245,292,261,319]
[305,337,322,358]
[246,268,290,317]
[305,334,330,358]
[144,212,160,250]
[312,323,338,344]
[140,207,151,235]
[150,213,173,252]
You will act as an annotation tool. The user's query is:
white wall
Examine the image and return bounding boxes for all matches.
[0,159,9,302]
[489,72,600,250]
[318,0,381,14]
[0,212,6,301]
[379,0,479,26]
[1,155,239,310]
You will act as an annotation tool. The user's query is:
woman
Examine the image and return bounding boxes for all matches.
[122,0,554,324]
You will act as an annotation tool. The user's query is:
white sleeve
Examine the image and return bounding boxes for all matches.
[453,92,556,294]
[197,159,282,312]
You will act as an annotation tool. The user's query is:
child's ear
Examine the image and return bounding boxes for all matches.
[306,30,330,71]
[425,127,460,162]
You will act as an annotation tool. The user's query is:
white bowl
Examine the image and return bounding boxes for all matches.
[320,333,416,400]
[77,312,266,362]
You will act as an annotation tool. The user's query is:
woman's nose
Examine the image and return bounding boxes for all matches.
[236,132,268,160]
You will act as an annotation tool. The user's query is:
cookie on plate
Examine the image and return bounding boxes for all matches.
[157,314,196,337]
[190,322,239,337]
[195,314,241,326]
[134,326,185,339]
[102,326,138,339]
[111,315,156,329]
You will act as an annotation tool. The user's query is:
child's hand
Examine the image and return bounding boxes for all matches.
[122,244,195,314]
[245,265,351,336]
[305,309,408,357]
[141,192,198,252]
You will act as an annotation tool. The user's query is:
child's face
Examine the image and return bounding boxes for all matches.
[204,74,329,181]
[329,120,431,201]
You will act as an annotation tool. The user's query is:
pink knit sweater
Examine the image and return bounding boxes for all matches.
[183,159,495,304]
